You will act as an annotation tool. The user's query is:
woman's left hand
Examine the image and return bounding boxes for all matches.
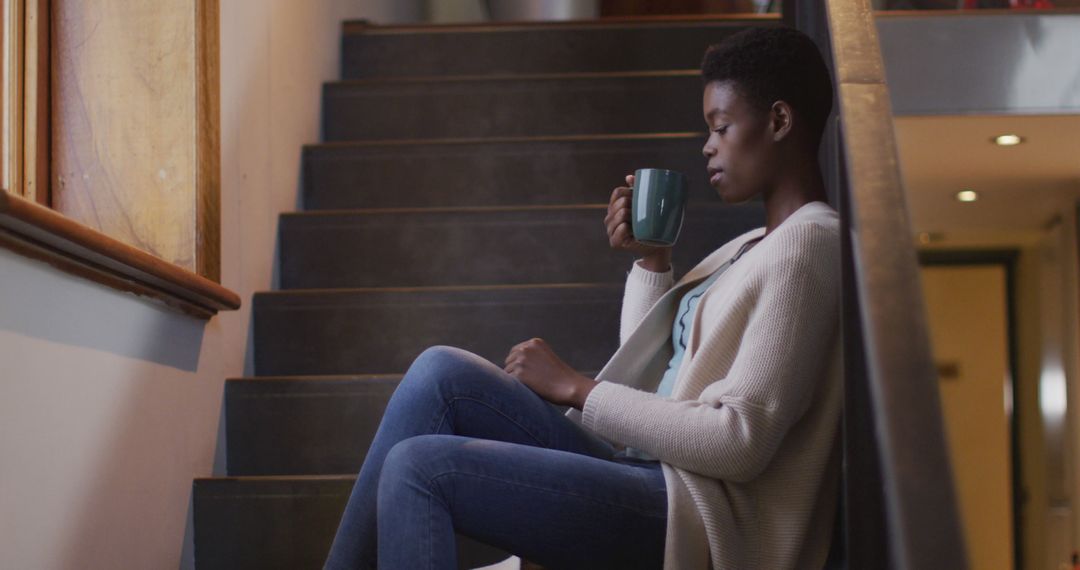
[504,338,596,409]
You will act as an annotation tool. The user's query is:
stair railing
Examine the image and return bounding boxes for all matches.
[784,1,970,568]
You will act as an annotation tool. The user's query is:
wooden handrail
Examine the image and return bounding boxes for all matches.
[0,190,240,318]
[790,0,971,568]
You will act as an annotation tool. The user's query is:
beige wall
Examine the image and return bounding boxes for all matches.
[0,1,421,568]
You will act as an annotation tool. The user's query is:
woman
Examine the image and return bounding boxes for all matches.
[324,26,841,570]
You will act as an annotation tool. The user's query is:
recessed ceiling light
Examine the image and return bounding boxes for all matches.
[956,190,979,202]
[993,134,1024,146]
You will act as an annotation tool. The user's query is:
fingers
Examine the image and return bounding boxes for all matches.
[607,188,631,227]
[605,198,632,246]
[611,221,634,248]
[609,174,633,208]
[501,338,544,373]
[504,343,523,366]
[504,338,546,367]
[604,199,629,234]
[605,175,636,249]
[609,184,632,204]
[606,210,629,243]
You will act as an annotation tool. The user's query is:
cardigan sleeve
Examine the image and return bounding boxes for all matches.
[620,259,675,346]
[583,222,839,482]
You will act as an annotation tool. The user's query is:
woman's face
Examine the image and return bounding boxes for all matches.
[701,80,775,203]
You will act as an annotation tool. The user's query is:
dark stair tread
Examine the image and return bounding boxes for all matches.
[322,71,703,141]
[344,13,776,32]
[278,202,764,289]
[257,281,623,298]
[253,283,623,377]
[226,376,399,476]
[225,374,587,476]
[302,132,713,210]
[341,15,777,79]
[227,373,596,477]
[196,474,357,487]
[193,475,512,569]
[192,476,354,570]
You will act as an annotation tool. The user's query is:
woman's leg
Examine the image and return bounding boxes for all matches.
[323,345,623,569]
[377,434,667,570]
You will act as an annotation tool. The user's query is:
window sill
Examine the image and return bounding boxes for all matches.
[0,191,240,318]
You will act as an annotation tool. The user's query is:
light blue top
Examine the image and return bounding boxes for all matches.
[618,236,763,462]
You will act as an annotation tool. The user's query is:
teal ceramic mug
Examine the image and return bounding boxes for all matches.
[631,168,688,247]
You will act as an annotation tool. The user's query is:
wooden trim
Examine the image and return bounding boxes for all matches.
[0,190,240,318]
[22,0,47,206]
[344,13,778,34]
[3,0,25,198]
[196,0,220,282]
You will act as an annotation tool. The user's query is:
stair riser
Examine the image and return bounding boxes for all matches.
[226,377,578,476]
[226,378,399,475]
[303,136,711,209]
[253,285,622,376]
[193,478,353,570]
[343,20,772,79]
[193,478,510,569]
[279,203,765,289]
[323,74,703,141]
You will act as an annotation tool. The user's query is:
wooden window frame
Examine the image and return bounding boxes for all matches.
[0,0,238,318]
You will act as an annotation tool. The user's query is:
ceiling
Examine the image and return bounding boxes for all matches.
[892,114,1080,241]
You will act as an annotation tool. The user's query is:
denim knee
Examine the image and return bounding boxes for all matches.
[411,345,471,375]
[401,345,492,395]
[379,434,460,497]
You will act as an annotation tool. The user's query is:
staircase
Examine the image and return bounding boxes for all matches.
[191,15,772,569]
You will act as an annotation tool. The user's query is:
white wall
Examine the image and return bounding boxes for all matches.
[0,1,421,568]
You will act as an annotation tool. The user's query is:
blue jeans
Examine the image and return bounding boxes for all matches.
[323,345,668,570]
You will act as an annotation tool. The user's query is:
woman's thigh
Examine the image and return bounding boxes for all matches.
[385,345,617,459]
[379,434,668,570]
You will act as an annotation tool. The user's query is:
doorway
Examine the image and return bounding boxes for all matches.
[919,251,1021,570]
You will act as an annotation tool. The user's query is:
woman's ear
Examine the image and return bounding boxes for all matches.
[769,100,794,142]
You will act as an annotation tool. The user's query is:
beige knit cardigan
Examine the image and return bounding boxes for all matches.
[564,201,842,569]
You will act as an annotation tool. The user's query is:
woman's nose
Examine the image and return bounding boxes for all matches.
[702,144,714,159]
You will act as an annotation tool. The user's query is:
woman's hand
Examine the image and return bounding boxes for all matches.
[605,173,673,272]
[504,338,596,409]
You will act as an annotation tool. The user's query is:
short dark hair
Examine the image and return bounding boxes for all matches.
[701,26,834,145]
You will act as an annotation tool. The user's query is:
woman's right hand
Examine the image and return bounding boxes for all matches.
[604,174,673,271]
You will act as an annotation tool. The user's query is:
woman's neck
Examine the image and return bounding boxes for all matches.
[761,160,829,235]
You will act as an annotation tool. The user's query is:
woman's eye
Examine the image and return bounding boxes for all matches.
[713,126,729,135]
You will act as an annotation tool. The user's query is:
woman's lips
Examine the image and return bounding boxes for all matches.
[709,171,723,185]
